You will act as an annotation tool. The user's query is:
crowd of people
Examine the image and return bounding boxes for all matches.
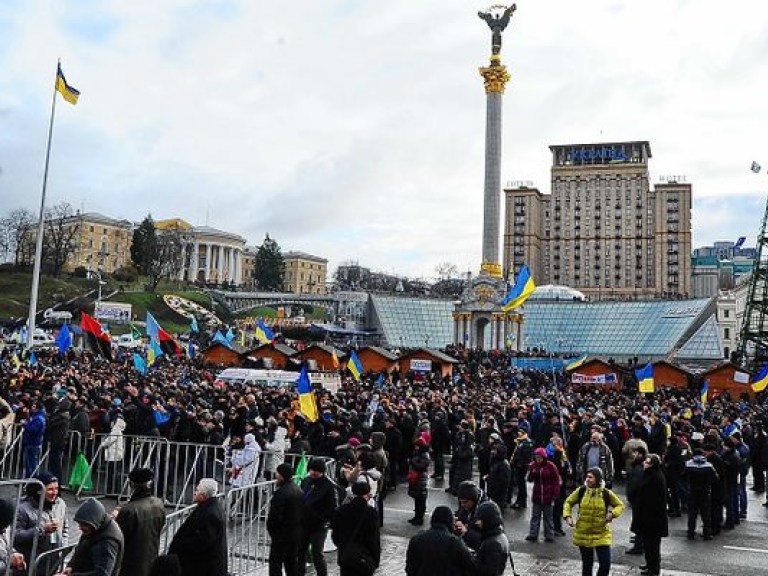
[1,342,768,576]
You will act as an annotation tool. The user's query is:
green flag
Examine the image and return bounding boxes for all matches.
[67,452,93,491]
[131,325,143,341]
[294,454,309,484]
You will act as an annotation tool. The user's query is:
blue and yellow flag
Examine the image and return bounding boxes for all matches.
[700,379,710,408]
[348,350,363,381]
[147,339,163,367]
[255,320,274,345]
[635,363,655,394]
[501,264,536,312]
[11,354,21,371]
[133,353,147,376]
[56,63,80,105]
[296,366,319,422]
[751,365,768,393]
[565,354,588,371]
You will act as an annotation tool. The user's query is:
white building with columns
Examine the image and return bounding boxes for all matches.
[155,219,246,286]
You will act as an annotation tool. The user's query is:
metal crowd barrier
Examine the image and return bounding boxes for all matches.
[0,425,24,479]
[159,502,200,554]
[28,544,76,576]
[0,479,45,576]
[225,480,276,576]
[164,441,227,509]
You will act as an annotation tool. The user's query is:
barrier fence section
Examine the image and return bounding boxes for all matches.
[0,479,45,576]
[28,544,76,576]
[164,441,227,509]
[159,502,200,554]
[225,480,276,576]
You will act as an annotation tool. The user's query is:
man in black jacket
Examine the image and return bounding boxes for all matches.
[686,449,719,539]
[168,478,227,576]
[47,394,71,481]
[114,467,166,576]
[473,501,509,576]
[267,463,304,576]
[405,506,475,576]
[298,458,338,576]
[331,481,380,576]
[63,498,124,576]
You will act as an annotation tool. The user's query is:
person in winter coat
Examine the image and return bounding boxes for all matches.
[298,458,339,576]
[454,481,483,551]
[369,431,389,525]
[266,464,304,576]
[383,418,403,489]
[563,467,625,576]
[167,479,227,576]
[702,443,726,535]
[510,429,534,508]
[448,422,475,495]
[59,498,124,576]
[113,467,166,576]
[229,433,261,488]
[624,444,648,555]
[22,403,46,478]
[663,435,688,517]
[576,432,615,487]
[407,438,431,526]
[264,424,289,481]
[485,443,511,512]
[430,412,450,481]
[630,454,668,576]
[405,505,475,576]
[473,501,509,576]
[525,447,561,542]
[46,394,71,482]
[14,471,68,575]
[0,499,26,574]
[548,436,571,536]
[331,480,380,576]
[686,447,719,539]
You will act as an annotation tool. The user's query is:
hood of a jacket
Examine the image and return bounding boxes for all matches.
[74,498,108,530]
[475,501,503,532]
[371,431,386,451]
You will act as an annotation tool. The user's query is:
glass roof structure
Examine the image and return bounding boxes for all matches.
[368,294,722,360]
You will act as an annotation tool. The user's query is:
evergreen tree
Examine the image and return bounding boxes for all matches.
[131,215,157,276]
[255,234,284,291]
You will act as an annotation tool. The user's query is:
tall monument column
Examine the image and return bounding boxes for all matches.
[454,4,518,350]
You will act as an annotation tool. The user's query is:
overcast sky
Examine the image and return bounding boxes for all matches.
[2,0,767,279]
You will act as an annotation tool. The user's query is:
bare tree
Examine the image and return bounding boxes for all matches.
[147,228,186,290]
[1,208,35,265]
[435,261,459,281]
[42,202,80,276]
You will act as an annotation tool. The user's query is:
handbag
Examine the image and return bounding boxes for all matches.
[406,470,419,484]
[339,511,377,575]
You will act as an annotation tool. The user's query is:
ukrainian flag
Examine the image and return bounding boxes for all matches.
[56,63,80,105]
[700,379,710,407]
[565,354,588,371]
[147,339,163,367]
[255,320,274,345]
[501,264,536,312]
[635,363,655,394]
[348,350,363,381]
[751,365,768,393]
[296,366,318,422]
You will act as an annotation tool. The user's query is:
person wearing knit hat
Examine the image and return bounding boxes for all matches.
[16,471,68,575]
[298,457,336,576]
[405,505,476,575]
[267,460,303,576]
[114,467,166,576]
[66,498,125,576]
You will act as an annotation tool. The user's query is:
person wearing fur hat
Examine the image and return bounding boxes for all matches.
[525,447,561,542]
[0,498,26,574]
[14,471,68,575]
[563,467,625,576]
[113,467,166,576]
[266,463,304,576]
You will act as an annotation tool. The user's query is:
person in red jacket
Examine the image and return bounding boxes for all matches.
[525,447,562,542]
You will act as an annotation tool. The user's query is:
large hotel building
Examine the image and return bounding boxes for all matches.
[503,141,691,300]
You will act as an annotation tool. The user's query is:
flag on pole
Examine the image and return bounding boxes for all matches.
[67,452,93,490]
[501,264,536,312]
[296,366,319,422]
[225,327,234,344]
[733,237,747,250]
[255,320,274,345]
[294,454,309,485]
[751,365,768,393]
[347,350,363,381]
[376,374,385,387]
[700,379,710,408]
[29,351,38,367]
[56,63,80,105]
[147,339,163,367]
[146,312,181,355]
[211,330,232,349]
[81,312,112,359]
[186,342,195,359]
[565,354,588,371]
[11,354,21,371]
[190,316,199,333]
[635,363,655,394]
[56,324,72,354]
[133,353,147,376]
[331,350,340,370]
[131,324,143,341]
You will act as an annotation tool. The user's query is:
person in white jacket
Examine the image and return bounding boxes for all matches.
[264,423,289,481]
[230,433,261,488]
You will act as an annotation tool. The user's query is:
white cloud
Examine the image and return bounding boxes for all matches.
[1,0,768,278]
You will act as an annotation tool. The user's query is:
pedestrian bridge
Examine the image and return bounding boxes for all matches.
[213,290,338,313]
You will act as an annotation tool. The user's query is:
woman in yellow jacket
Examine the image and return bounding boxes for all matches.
[563,466,625,576]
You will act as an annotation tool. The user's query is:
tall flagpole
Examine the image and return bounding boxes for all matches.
[27,60,60,349]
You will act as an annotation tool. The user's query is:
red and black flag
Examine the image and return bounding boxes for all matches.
[81,312,112,360]
[146,312,182,356]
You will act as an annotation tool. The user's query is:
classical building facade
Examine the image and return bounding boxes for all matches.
[22,211,133,274]
[503,141,692,300]
[281,251,328,294]
[155,219,246,285]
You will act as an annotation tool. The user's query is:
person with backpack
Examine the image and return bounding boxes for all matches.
[563,467,624,576]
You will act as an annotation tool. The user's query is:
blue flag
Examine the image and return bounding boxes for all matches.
[190,316,199,333]
[133,353,147,375]
[29,351,38,367]
[376,374,385,387]
[225,327,235,344]
[146,312,162,340]
[56,325,72,354]
[212,331,232,349]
